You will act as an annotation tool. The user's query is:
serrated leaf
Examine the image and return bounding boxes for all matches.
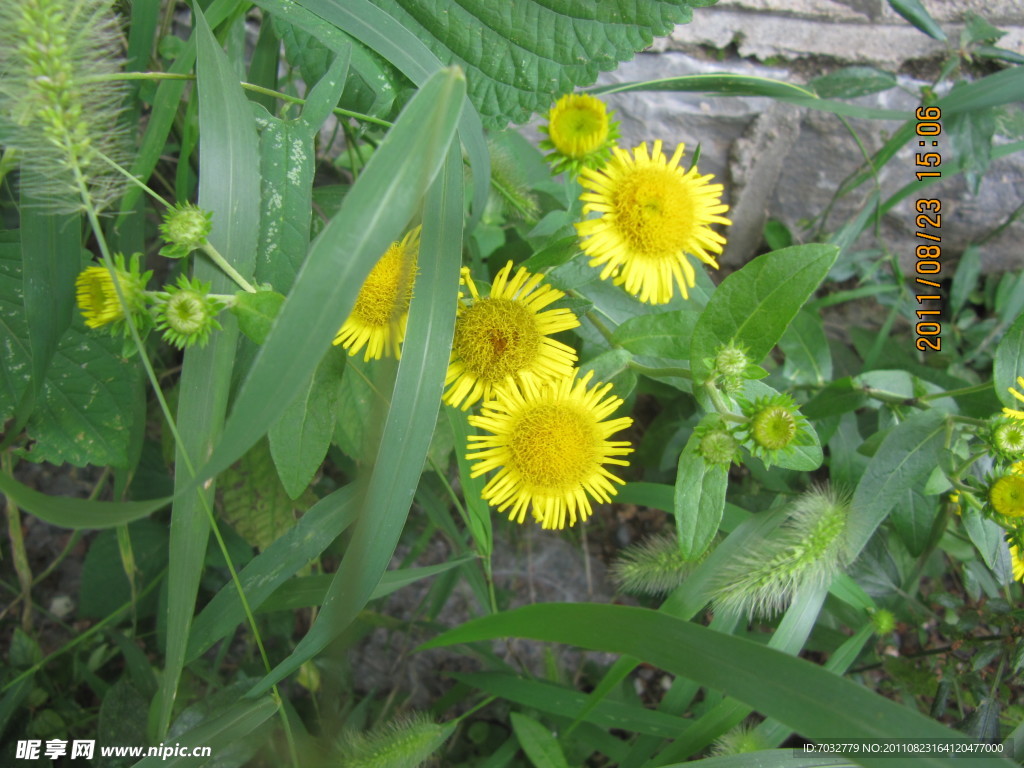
[219,439,307,550]
[612,310,700,359]
[21,322,142,469]
[674,432,728,560]
[690,245,838,383]
[0,241,33,424]
[269,350,345,499]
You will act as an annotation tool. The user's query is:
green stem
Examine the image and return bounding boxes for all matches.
[584,309,616,345]
[627,361,692,380]
[2,453,33,630]
[919,382,993,401]
[201,243,257,293]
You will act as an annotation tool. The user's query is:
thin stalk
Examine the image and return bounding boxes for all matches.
[200,243,257,293]
[2,453,33,630]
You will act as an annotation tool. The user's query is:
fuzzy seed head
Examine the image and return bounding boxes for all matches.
[0,0,132,211]
[611,533,696,595]
[711,723,769,757]
[871,609,896,636]
[711,485,852,618]
[337,714,451,768]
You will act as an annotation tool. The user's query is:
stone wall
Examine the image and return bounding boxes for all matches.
[566,0,1024,274]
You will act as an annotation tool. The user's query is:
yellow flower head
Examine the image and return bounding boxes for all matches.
[990,474,1024,518]
[443,261,580,410]
[576,140,731,305]
[467,369,633,530]
[334,227,419,361]
[1003,376,1024,420]
[539,93,619,175]
[75,253,150,332]
[1011,544,1024,582]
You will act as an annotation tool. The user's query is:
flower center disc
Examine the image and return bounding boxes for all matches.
[552,105,607,155]
[452,298,542,382]
[614,167,694,257]
[352,247,415,327]
[508,403,598,490]
[993,475,1024,516]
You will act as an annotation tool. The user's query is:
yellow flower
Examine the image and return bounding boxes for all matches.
[1013,461,1024,476]
[576,140,731,305]
[539,93,619,175]
[334,227,419,361]
[1004,376,1024,420]
[75,253,150,332]
[443,261,579,410]
[1011,544,1024,582]
[990,474,1024,518]
[467,369,633,530]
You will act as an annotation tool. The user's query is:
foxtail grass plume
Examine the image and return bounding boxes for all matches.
[333,227,419,361]
[488,139,539,221]
[710,723,770,757]
[336,713,452,768]
[0,0,132,211]
[611,533,697,595]
[711,485,853,619]
[576,140,730,304]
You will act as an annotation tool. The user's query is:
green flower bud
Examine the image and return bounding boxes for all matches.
[154,275,224,348]
[739,393,811,467]
[714,342,750,378]
[159,203,213,258]
[988,418,1024,462]
[694,419,741,466]
[871,609,896,636]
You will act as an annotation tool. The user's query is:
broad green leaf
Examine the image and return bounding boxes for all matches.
[201,66,464,486]
[888,0,947,41]
[219,439,306,549]
[779,310,831,386]
[231,289,285,345]
[994,304,1024,410]
[423,603,1016,768]
[0,471,170,530]
[298,0,705,128]
[268,350,345,499]
[661,750,854,768]
[97,679,148,768]
[690,245,838,383]
[847,409,947,558]
[21,322,142,469]
[889,489,937,558]
[510,712,570,768]
[802,378,867,420]
[612,310,700,359]
[810,67,897,99]
[674,432,727,560]
[19,197,79,396]
[253,50,350,292]
[159,5,262,740]
[945,100,997,194]
[579,347,636,400]
[79,519,168,619]
[0,240,39,424]
[249,146,464,696]
[186,485,358,661]
[333,355,383,462]
[963,506,1012,582]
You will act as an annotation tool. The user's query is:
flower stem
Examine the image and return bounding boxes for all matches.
[201,243,257,293]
